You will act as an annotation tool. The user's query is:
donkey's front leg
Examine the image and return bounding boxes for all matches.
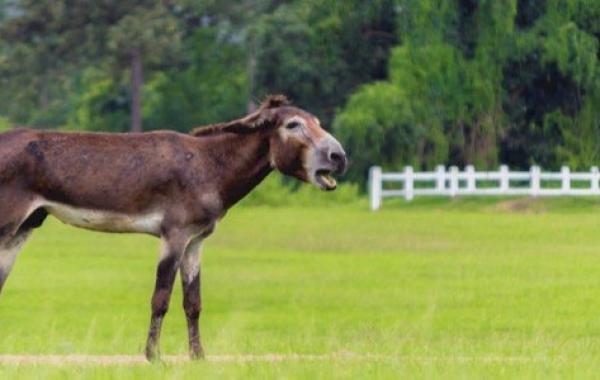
[145,232,188,362]
[180,237,204,359]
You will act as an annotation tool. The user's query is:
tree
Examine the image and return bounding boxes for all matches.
[105,4,181,132]
[501,0,599,168]
[335,0,600,188]
[0,1,181,131]
[142,26,249,131]
[250,0,398,127]
[333,82,427,184]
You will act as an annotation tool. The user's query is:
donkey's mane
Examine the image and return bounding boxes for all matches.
[191,95,291,137]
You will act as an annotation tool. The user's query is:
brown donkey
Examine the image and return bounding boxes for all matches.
[0,95,346,361]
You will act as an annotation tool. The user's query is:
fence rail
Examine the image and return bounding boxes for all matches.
[369,165,600,211]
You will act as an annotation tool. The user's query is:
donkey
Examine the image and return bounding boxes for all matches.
[0,95,346,361]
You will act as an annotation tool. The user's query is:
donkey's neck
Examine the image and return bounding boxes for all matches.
[204,131,274,209]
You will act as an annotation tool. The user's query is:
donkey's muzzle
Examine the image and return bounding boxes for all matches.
[312,136,347,191]
[324,139,347,175]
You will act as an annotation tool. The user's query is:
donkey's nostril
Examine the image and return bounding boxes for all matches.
[328,150,347,174]
[322,138,347,174]
[329,152,343,163]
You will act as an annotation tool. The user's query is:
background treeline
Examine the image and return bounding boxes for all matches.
[1,0,599,189]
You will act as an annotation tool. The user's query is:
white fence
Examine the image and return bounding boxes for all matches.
[369,165,600,210]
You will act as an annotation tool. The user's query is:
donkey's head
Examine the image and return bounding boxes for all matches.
[262,96,347,191]
[192,95,347,190]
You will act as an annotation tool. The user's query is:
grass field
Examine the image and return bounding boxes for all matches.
[3,197,600,378]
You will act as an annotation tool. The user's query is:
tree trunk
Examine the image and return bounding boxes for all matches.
[246,37,257,113]
[130,48,143,133]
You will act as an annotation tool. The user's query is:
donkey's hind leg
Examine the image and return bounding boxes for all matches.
[0,230,32,293]
[0,194,47,294]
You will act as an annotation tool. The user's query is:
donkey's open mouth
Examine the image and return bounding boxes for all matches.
[315,169,337,191]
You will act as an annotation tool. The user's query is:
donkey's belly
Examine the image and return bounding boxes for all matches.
[43,201,163,235]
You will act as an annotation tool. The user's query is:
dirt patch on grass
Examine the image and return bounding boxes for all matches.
[0,353,381,365]
[490,198,547,214]
[0,353,561,365]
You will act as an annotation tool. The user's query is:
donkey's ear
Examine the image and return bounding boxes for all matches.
[244,108,278,129]
[191,95,290,136]
[244,95,290,129]
[259,95,291,110]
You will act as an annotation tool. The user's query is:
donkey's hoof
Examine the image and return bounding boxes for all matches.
[190,349,205,361]
[145,348,161,363]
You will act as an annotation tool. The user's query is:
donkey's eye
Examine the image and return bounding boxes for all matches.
[286,121,301,130]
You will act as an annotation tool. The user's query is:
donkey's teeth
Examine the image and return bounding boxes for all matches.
[318,173,337,188]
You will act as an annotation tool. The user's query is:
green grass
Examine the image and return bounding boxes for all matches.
[3,198,600,378]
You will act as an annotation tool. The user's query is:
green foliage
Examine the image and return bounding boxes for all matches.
[554,86,600,169]
[0,114,11,131]
[106,3,181,68]
[0,1,182,131]
[143,27,249,131]
[251,0,397,126]
[501,0,600,168]
[333,82,432,183]
[66,68,129,132]
[337,0,600,188]
[542,22,597,88]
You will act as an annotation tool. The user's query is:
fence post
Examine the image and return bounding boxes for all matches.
[404,166,414,201]
[592,166,599,194]
[561,166,570,194]
[449,166,459,197]
[466,165,475,193]
[530,165,540,197]
[435,165,445,194]
[369,166,382,211]
[500,165,509,193]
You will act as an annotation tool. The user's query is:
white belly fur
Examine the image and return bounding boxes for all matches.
[42,201,163,234]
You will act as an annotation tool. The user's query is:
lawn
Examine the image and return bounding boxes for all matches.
[3,198,600,378]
